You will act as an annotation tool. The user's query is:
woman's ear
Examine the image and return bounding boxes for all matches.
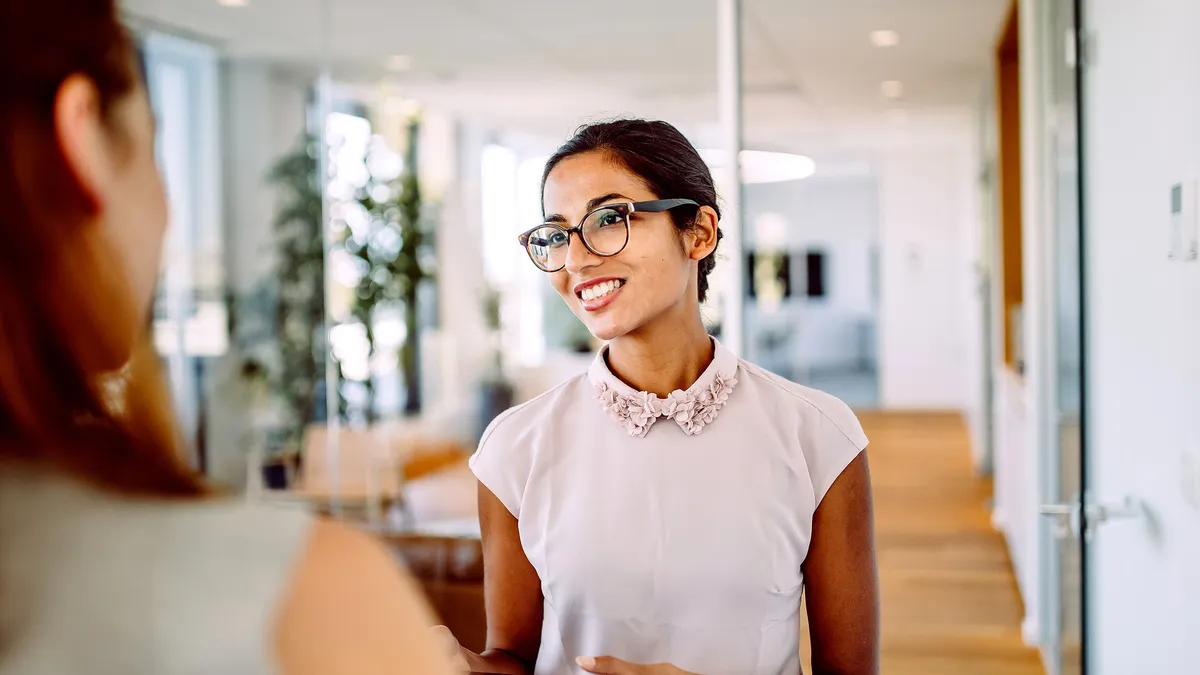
[54,74,109,211]
[688,206,721,261]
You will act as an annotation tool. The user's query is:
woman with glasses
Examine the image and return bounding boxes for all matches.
[438,119,880,675]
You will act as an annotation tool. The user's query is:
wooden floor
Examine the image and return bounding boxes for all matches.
[800,412,1045,675]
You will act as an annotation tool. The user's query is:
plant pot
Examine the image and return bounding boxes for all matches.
[477,380,515,440]
[261,462,290,490]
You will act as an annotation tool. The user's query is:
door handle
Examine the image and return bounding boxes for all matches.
[1039,501,1081,539]
[1083,496,1142,541]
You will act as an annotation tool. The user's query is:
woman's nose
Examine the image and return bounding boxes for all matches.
[563,231,600,274]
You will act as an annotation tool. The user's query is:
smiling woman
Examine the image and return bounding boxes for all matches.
[435,119,881,675]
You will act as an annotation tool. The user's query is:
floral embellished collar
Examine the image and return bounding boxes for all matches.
[588,338,740,438]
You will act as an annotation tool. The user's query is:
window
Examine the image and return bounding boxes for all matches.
[141,31,222,467]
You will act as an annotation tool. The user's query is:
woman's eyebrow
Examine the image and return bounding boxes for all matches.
[543,193,630,223]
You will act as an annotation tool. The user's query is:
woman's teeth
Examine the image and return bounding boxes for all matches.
[581,280,624,302]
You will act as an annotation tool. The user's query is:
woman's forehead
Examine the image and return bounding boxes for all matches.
[544,153,653,216]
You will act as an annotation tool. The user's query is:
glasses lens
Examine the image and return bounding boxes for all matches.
[526,225,570,271]
[581,207,629,256]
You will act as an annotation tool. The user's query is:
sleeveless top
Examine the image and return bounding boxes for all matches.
[470,338,868,675]
[0,463,313,675]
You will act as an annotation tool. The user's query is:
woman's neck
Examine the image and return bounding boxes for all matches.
[605,313,714,398]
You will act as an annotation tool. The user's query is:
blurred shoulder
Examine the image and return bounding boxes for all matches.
[274,519,454,675]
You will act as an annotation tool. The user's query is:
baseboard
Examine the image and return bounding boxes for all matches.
[991,508,1007,532]
[1039,644,1058,675]
[1021,614,1041,647]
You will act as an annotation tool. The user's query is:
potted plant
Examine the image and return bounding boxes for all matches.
[229,133,325,487]
[346,114,435,420]
[476,286,514,439]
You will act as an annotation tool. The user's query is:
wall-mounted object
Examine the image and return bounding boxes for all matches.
[805,250,827,299]
[746,251,792,300]
[1169,180,1197,261]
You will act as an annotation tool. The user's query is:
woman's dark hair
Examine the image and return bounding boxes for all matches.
[541,119,724,303]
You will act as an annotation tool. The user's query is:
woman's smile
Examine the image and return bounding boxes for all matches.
[575,278,626,312]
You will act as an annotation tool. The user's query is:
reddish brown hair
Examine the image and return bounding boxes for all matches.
[0,0,205,496]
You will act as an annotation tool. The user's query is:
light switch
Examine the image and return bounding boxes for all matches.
[1168,180,1198,261]
[1183,448,1200,512]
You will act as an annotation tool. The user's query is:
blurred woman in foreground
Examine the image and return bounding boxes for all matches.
[0,2,452,673]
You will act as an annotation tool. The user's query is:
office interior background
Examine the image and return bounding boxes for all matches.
[119,0,1199,673]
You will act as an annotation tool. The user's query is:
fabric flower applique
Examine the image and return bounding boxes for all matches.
[594,373,739,438]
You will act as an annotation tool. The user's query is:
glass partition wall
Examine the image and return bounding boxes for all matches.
[124,0,336,495]
[124,0,456,527]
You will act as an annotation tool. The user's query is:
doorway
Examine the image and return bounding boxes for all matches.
[1036,0,1087,673]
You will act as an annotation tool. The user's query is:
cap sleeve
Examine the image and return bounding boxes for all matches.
[468,409,531,518]
[798,391,869,506]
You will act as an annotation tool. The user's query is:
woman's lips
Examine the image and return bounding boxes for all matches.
[577,279,625,312]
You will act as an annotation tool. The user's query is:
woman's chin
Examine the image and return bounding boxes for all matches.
[583,318,628,343]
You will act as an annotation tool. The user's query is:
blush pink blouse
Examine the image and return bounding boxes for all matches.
[470,338,868,675]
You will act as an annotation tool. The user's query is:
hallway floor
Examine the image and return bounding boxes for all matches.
[801,412,1045,675]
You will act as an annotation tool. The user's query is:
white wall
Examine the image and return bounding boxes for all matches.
[876,122,984,411]
[431,121,492,422]
[1085,0,1200,671]
[993,367,1039,643]
[742,176,878,374]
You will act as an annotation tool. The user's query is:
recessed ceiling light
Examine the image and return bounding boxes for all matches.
[881,80,905,99]
[217,0,248,7]
[698,149,816,183]
[869,30,900,48]
[387,55,413,72]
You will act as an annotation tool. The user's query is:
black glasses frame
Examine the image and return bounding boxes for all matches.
[518,198,700,272]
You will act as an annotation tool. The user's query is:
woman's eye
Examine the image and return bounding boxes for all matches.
[598,212,622,227]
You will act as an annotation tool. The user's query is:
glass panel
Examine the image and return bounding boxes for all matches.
[1048,0,1086,673]
[123,0,331,491]
[141,33,223,470]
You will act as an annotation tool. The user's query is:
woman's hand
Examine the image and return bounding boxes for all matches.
[574,656,700,675]
[430,625,473,674]
[430,625,532,675]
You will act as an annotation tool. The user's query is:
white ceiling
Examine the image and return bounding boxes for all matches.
[123,0,1009,154]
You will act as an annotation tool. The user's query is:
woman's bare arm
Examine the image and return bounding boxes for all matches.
[802,451,881,675]
[462,480,544,675]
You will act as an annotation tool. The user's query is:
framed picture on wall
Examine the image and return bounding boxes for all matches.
[746,251,793,299]
[805,249,827,299]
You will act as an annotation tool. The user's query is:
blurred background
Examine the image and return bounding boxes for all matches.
[116,1,1200,674]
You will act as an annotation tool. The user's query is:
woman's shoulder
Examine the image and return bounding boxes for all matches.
[0,466,313,674]
[468,373,592,517]
[0,466,452,675]
[274,519,455,675]
[478,372,591,448]
[0,464,314,588]
[735,360,869,505]
[736,359,865,443]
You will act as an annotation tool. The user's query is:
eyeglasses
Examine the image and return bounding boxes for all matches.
[518,199,699,272]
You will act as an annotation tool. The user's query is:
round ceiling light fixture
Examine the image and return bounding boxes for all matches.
[699,149,817,184]
[880,80,905,100]
[869,30,900,48]
[387,54,414,72]
[217,0,248,6]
